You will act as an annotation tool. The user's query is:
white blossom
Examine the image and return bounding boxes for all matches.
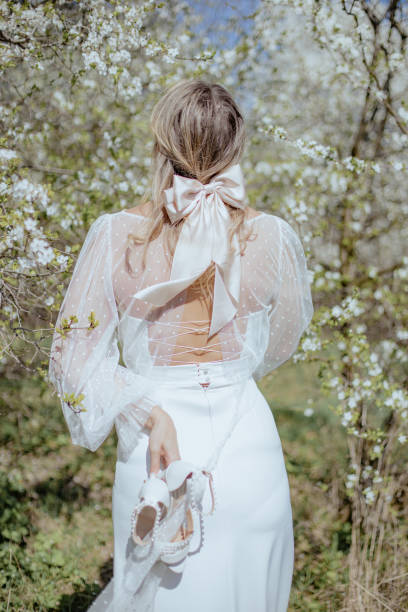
[24,217,38,231]
[30,238,54,266]
[364,488,376,504]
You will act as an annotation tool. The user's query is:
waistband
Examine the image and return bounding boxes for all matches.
[138,357,253,389]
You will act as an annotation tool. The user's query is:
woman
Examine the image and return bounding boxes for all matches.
[49,79,313,612]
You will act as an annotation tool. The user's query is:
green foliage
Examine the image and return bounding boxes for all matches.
[0,471,31,546]
[0,375,117,609]
[87,310,99,330]
[62,391,86,414]
[56,315,78,339]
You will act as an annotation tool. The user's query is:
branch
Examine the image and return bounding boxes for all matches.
[21,162,77,175]
[382,99,408,136]
[0,30,29,49]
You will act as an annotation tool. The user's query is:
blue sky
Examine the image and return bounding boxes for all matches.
[188,0,260,48]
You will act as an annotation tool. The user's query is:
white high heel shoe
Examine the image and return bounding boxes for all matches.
[159,460,215,565]
[130,473,171,547]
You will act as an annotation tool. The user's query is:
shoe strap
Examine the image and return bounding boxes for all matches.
[201,470,215,515]
[139,474,171,510]
[165,460,196,492]
[186,470,215,516]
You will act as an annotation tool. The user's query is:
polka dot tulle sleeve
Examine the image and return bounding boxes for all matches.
[253,217,314,381]
[48,214,157,457]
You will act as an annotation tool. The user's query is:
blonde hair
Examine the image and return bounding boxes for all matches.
[127,78,255,299]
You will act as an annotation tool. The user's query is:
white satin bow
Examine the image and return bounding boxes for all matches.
[133,163,247,337]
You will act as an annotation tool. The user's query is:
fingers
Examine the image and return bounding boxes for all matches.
[148,411,181,475]
[163,442,181,468]
[161,449,175,470]
[149,438,161,475]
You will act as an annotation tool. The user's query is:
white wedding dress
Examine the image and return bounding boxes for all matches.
[48,207,313,611]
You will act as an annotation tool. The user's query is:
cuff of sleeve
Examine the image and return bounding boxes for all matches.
[114,367,159,461]
[117,398,155,429]
[114,400,153,462]
[115,366,158,417]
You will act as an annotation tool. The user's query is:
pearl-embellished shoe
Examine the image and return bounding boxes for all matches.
[130,473,171,547]
[158,460,215,565]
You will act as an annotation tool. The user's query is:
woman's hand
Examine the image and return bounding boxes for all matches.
[145,405,181,475]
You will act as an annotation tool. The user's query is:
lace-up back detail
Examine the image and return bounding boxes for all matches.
[108,209,312,374]
[114,220,242,366]
[161,264,222,364]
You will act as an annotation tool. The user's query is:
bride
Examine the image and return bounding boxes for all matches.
[48,78,313,611]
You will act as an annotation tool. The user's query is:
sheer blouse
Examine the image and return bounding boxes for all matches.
[48,210,313,458]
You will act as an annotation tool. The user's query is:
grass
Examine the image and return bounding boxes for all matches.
[0,360,382,611]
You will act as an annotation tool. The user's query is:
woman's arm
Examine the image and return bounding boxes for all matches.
[48,214,180,465]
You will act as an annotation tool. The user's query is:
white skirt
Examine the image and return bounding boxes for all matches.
[88,359,294,612]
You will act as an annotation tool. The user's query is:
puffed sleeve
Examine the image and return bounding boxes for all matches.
[253,217,314,381]
[48,213,157,456]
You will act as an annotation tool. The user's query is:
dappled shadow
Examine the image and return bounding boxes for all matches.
[53,583,99,612]
[34,468,91,518]
[53,557,113,611]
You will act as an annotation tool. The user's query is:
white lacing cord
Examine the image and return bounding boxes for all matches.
[186,377,250,552]
[205,378,248,472]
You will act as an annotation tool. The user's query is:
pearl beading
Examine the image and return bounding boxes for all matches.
[158,492,193,561]
[130,499,164,550]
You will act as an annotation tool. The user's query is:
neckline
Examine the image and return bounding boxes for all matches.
[117,210,267,224]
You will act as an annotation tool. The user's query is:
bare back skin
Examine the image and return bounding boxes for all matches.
[124,202,263,365]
